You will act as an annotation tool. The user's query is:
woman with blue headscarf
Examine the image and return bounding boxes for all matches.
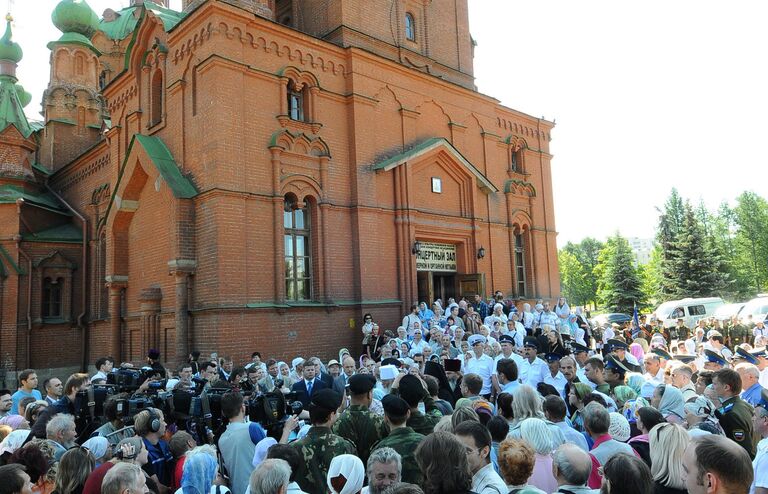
[177,446,230,494]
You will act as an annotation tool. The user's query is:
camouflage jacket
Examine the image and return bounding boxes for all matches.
[332,404,388,465]
[291,426,357,494]
[371,426,425,484]
[406,396,443,436]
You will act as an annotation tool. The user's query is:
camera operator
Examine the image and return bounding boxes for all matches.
[241,366,270,396]
[166,364,194,392]
[31,373,90,439]
[134,407,173,491]
[91,393,133,447]
[218,391,298,494]
[198,361,219,388]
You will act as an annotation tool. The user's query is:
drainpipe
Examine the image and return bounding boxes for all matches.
[44,185,89,372]
[14,199,32,368]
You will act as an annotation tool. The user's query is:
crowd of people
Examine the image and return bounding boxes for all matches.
[0,294,766,494]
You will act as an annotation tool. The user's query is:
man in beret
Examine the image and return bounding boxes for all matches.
[291,389,356,493]
[332,374,388,465]
[371,395,425,485]
[393,373,442,435]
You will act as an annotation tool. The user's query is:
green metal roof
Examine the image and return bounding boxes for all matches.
[0,184,69,213]
[99,3,184,41]
[0,244,23,275]
[0,76,33,138]
[23,223,83,243]
[51,0,100,37]
[132,135,197,198]
[32,162,53,176]
[47,32,101,56]
[372,137,498,193]
[0,20,22,63]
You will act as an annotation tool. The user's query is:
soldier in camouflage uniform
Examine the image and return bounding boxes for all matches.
[728,316,750,347]
[371,394,425,484]
[394,373,442,435]
[291,389,356,494]
[332,374,388,465]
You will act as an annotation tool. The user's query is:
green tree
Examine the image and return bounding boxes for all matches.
[669,203,730,297]
[640,244,664,306]
[596,233,645,313]
[562,237,604,306]
[656,188,686,298]
[558,250,591,305]
[732,191,768,293]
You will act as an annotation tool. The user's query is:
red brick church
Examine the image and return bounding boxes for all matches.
[0,0,559,375]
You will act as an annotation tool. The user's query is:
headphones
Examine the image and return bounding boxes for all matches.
[144,408,162,433]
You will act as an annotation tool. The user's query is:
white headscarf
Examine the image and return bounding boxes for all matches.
[326,454,365,494]
[251,437,277,467]
[82,436,109,460]
[0,429,30,456]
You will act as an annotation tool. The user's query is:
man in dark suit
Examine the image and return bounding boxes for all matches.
[307,356,334,389]
[291,358,329,408]
[333,356,357,395]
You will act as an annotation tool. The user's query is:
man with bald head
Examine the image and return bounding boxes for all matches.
[682,435,753,494]
[551,443,595,493]
[735,362,768,409]
[333,356,357,395]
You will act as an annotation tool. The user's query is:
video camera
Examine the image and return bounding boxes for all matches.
[106,366,165,393]
[248,391,303,439]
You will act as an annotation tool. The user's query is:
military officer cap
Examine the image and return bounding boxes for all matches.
[704,349,728,366]
[348,374,377,395]
[605,355,630,374]
[498,334,515,345]
[468,334,487,346]
[544,353,562,363]
[651,348,672,361]
[381,394,410,418]
[570,342,590,354]
[673,354,696,364]
[607,339,628,352]
[310,389,342,410]
[707,330,723,339]
[734,347,758,365]
[751,347,767,359]
[523,337,540,351]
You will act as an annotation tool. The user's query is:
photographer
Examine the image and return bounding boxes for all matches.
[134,407,172,491]
[31,373,90,439]
[91,393,132,447]
[218,391,299,494]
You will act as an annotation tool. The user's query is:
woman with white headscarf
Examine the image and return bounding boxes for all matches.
[177,445,230,494]
[82,436,111,467]
[0,429,30,461]
[326,454,364,494]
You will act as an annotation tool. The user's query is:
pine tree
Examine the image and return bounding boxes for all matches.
[597,234,645,313]
[670,203,729,297]
[656,188,687,298]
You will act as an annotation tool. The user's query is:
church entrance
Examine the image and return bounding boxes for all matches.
[415,242,485,306]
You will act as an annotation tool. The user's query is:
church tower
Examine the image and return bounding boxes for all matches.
[286,0,475,89]
[39,0,108,172]
[0,15,36,187]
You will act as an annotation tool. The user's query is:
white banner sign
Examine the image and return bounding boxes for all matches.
[416,242,457,272]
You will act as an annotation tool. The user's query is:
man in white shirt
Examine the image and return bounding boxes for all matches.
[505,313,526,347]
[408,329,430,356]
[544,353,568,399]
[455,421,509,494]
[754,320,768,344]
[643,353,665,385]
[91,357,114,383]
[402,304,421,338]
[519,337,548,389]
[463,334,495,397]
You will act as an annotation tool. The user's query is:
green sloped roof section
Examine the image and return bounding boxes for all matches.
[372,137,498,193]
[133,135,197,199]
[23,223,82,243]
[0,184,70,213]
[0,76,32,138]
[0,244,23,275]
[99,3,184,41]
[47,31,101,55]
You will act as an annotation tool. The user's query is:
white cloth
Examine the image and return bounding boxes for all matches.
[402,314,421,336]
[760,368,768,389]
[751,437,768,494]
[251,437,277,467]
[0,430,29,455]
[408,339,430,356]
[177,486,231,494]
[544,371,568,399]
[572,326,587,346]
[471,462,508,494]
[82,436,109,460]
[327,454,365,494]
[519,357,549,388]
[464,354,495,395]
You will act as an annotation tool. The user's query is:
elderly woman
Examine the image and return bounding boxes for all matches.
[326,454,364,494]
[177,445,230,494]
[651,384,685,424]
[508,385,566,447]
[82,437,111,467]
[519,418,558,493]
[497,438,546,494]
[484,303,508,330]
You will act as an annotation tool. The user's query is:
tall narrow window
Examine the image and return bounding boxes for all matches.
[515,233,526,297]
[510,150,519,172]
[284,197,312,301]
[287,83,305,121]
[405,13,415,41]
[42,277,63,319]
[150,69,163,126]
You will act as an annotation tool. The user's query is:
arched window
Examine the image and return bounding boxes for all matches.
[150,69,163,127]
[287,81,305,122]
[515,232,527,297]
[42,277,63,319]
[284,196,312,300]
[99,70,108,90]
[75,54,85,76]
[405,13,416,41]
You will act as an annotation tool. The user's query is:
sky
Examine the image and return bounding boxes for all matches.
[12,0,768,247]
